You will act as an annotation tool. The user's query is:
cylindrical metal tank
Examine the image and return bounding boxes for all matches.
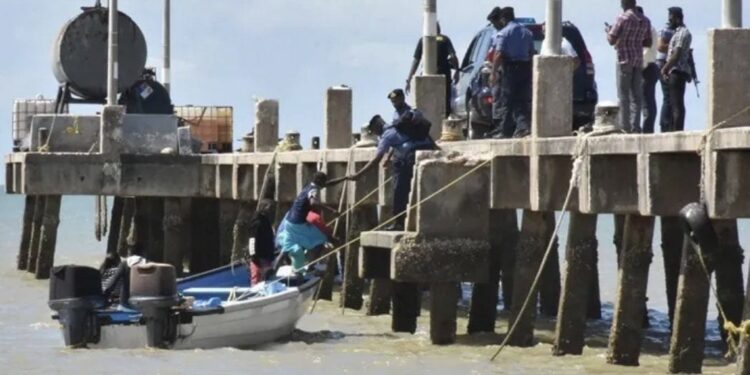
[52,7,147,100]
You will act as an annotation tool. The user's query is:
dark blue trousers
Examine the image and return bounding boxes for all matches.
[495,61,532,137]
[391,162,414,226]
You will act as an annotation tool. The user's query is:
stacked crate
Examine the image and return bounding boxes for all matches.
[174,105,233,153]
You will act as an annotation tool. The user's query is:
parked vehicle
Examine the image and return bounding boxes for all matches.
[453,20,598,139]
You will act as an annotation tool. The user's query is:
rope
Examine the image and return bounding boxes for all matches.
[310,147,354,314]
[490,126,618,361]
[692,103,750,355]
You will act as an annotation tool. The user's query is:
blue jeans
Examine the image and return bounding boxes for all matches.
[616,63,643,133]
[656,60,673,132]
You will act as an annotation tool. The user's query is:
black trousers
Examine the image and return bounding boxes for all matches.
[496,62,532,137]
[667,71,689,132]
[391,161,414,227]
[642,63,659,134]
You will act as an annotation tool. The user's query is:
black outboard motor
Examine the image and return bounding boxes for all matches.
[48,266,105,348]
[128,263,180,348]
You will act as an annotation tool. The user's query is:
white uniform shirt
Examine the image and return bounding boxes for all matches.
[643,27,658,68]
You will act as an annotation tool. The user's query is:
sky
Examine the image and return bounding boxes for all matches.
[0,0,747,161]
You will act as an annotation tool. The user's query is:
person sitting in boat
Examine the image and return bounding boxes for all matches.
[99,254,147,306]
[248,198,276,284]
[276,172,345,273]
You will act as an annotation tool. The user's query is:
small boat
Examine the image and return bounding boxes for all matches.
[47,261,320,349]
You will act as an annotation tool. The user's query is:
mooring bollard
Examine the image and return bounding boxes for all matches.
[554,212,598,356]
[35,195,62,279]
[607,215,654,366]
[16,195,36,270]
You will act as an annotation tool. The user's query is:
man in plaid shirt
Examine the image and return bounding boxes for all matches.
[606,0,653,133]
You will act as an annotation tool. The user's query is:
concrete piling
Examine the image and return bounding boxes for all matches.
[163,197,188,275]
[35,195,62,279]
[254,99,279,153]
[507,210,555,347]
[539,233,560,317]
[341,206,377,310]
[392,281,421,333]
[468,209,517,333]
[430,283,461,345]
[668,234,712,374]
[26,196,46,273]
[117,198,135,256]
[738,257,750,375]
[130,198,150,257]
[324,86,353,149]
[367,278,392,315]
[500,210,520,310]
[661,216,683,325]
[105,197,124,256]
[146,198,165,263]
[414,75,446,140]
[587,246,602,320]
[713,220,745,350]
[553,212,598,356]
[231,201,254,266]
[16,195,36,270]
[607,215,654,366]
[218,199,240,264]
[190,198,220,273]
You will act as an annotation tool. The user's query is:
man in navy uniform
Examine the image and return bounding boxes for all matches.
[348,89,438,231]
[487,7,535,139]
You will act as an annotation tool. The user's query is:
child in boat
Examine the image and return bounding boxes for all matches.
[275,172,345,272]
[248,199,276,284]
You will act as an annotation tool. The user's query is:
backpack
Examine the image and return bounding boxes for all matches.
[394,109,432,141]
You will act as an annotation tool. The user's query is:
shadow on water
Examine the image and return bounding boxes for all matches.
[273,329,400,346]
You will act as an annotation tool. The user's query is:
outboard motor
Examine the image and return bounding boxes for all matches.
[48,265,105,348]
[128,263,180,348]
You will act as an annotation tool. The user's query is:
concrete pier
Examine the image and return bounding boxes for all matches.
[16,195,36,270]
[35,195,61,279]
[507,210,555,347]
[190,198,220,273]
[539,234,560,317]
[553,212,598,356]
[668,234,712,374]
[607,215,654,366]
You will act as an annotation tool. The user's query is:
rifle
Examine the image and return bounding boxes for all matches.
[687,48,700,98]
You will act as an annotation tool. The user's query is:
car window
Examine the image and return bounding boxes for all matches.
[461,35,479,69]
[474,28,493,63]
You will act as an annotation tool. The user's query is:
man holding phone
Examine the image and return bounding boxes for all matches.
[606,0,653,133]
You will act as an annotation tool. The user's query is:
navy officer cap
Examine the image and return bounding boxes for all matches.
[668,6,683,18]
[487,6,502,21]
[388,88,405,99]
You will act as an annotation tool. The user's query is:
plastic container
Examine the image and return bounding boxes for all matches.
[12,98,57,148]
[174,105,233,153]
